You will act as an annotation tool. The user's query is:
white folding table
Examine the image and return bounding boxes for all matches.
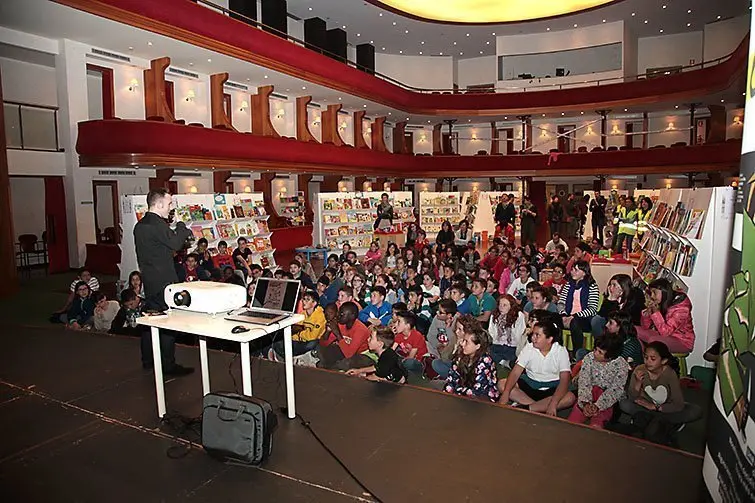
[138,310,305,420]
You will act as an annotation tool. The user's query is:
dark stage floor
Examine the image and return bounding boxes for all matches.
[1,327,704,502]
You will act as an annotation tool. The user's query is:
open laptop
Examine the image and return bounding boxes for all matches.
[225,278,301,326]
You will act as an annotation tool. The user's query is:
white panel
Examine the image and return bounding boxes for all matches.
[496,21,624,56]
[0,57,58,105]
[457,56,496,88]
[375,54,454,90]
[7,149,67,176]
[637,31,703,73]
[703,14,750,61]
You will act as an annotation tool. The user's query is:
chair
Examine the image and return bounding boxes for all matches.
[16,234,47,270]
[563,329,594,352]
[607,146,619,151]
[673,353,688,377]
[591,146,604,152]
[577,146,588,153]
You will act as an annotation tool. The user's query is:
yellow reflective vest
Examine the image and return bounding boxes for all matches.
[636,208,650,235]
[612,204,624,225]
[617,207,639,236]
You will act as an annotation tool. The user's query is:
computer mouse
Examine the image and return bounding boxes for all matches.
[231,325,250,334]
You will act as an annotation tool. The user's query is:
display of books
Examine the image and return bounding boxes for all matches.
[278,191,308,226]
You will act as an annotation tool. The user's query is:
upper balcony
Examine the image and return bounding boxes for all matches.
[54,0,749,115]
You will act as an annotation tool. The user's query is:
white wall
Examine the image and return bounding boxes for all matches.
[648,114,691,146]
[704,15,750,61]
[457,56,496,88]
[85,54,147,120]
[167,73,211,126]
[375,54,454,90]
[0,57,57,105]
[174,172,212,194]
[457,124,493,155]
[500,43,621,80]
[86,71,103,120]
[7,150,67,176]
[497,21,624,56]
[410,127,432,154]
[637,31,703,73]
[9,177,46,243]
[228,88,252,132]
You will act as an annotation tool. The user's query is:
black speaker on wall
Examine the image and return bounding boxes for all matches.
[326,28,347,62]
[304,17,327,53]
[356,43,375,74]
[229,0,257,24]
[261,0,287,37]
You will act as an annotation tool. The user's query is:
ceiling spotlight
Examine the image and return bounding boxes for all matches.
[356,33,360,37]
[382,47,386,50]
[602,19,606,23]
[439,52,443,55]
[687,23,691,27]
[405,30,409,34]
[188,62,193,66]
[486,41,490,45]
[427,120,431,123]
[421,41,425,45]
[542,113,546,117]
[659,29,664,33]
[624,108,628,112]
[453,41,457,45]
[388,112,391,115]
[147,41,153,46]
[546,27,550,31]
[363,104,367,108]
[721,99,725,103]
[207,58,212,62]
[573,24,578,27]
[308,6,312,10]
[466,33,470,37]
[342,25,346,29]
[580,111,584,115]
[246,78,250,81]
[459,52,463,55]
[370,40,374,44]
[644,20,648,24]
[492,32,496,36]
[264,75,268,79]
[717,15,721,20]
[302,86,306,90]
[399,50,403,54]
[504,116,508,119]
[662,5,667,9]
[128,46,133,51]
[561,112,565,116]
[675,105,679,108]
[419,51,423,55]
[338,97,342,100]
[392,21,397,25]
[687,9,692,14]
[480,51,483,54]
[379,12,383,16]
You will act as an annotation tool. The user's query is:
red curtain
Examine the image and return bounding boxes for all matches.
[44,177,69,273]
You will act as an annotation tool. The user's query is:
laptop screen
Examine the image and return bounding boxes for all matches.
[251,278,300,313]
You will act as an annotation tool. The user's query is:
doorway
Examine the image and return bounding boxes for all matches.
[92,181,120,244]
[85,64,115,120]
[498,128,515,154]
[404,132,414,154]
[557,125,576,153]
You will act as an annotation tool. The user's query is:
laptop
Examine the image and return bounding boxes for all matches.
[225,278,301,326]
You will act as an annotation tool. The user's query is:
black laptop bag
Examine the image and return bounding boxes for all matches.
[201,392,277,465]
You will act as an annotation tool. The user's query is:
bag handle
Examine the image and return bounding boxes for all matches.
[215,400,245,422]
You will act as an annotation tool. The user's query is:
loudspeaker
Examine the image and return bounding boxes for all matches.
[356,43,375,75]
[229,0,257,25]
[555,67,565,77]
[304,17,327,53]
[326,28,347,62]
[261,0,287,37]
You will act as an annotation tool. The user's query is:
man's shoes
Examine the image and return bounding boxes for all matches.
[164,364,194,377]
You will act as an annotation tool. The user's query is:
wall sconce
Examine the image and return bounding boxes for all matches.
[189,185,198,193]
[339,121,347,131]
[275,108,285,119]
[243,185,252,193]
[366,126,372,133]
[128,78,139,92]
[586,126,594,136]
[516,130,523,140]
[610,124,621,135]
[471,132,478,141]
[340,186,348,192]
[279,186,288,195]
[363,182,373,192]
[666,122,676,131]
[541,130,548,138]
[733,116,743,126]
[384,182,391,191]
[665,182,672,189]
[418,135,427,143]
[611,184,618,190]
[312,116,321,127]
[185,90,195,102]
[239,100,248,112]
[731,179,739,187]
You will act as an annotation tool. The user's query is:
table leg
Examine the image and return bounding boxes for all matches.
[199,336,210,396]
[240,341,253,396]
[283,325,296,419]
[151,327,166,419]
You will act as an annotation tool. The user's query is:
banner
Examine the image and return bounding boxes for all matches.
[702,14,755,502]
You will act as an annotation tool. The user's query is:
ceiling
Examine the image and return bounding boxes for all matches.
[0,0,745,126]
[286,0,751,59]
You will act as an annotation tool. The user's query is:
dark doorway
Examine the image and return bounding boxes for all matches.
[164,81,175,116]
[85,64,115,119]
[557,125,575,153]
[404,132,414,154]
[92,180,119,244]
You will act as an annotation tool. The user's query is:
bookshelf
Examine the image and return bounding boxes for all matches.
[632,187,735,369]
[119,193,277,284]
[419,191,463,238]
[312,191,414,254]
[277,191,307,226]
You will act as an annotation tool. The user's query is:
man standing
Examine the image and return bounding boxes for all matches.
[494,194,516,233]
[565,193,579,239]
[589,191,607,244]
[133,188,194,376]
[547,195,563,238]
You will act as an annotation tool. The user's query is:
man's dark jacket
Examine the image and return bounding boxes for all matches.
[134,212,192,300]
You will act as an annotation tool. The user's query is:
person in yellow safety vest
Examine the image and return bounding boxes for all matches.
[610,194,626,247]
[636,196,653,239]
[613,197,639,254]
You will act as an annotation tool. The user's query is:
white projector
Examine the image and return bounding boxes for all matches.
[164,282,247,314]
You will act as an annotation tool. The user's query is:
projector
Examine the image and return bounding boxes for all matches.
[164,282,247,314]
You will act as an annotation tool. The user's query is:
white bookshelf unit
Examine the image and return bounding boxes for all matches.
[119,193,277,284]
[313,191,414,255]
[633,186,735,369]
[419,191,463,238]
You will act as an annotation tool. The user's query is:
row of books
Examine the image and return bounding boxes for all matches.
[639,230,698,277]
[648,201,706,239]
[324,212,375,224]
[326,235,373,250]
[279,194,307,227]
[322,196,412,211]
[189,220,270,241]
[636,251,689,292]
[421,206,459,215]
[202,236,272,254]
[324,224,373,238]
[421,195,459,206]
[421,215,465,225]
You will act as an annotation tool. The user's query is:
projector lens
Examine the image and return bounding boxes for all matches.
[173,290,191,307]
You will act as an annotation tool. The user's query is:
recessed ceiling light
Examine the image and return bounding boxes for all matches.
[439,52,443,55]
[382,47,386,50]
[364,104,368,108]
[561,112,565,116]
[602,19,606,23]
[453,41,457,45]
[687,9,692,14]
[147,41,153,46]
[624,108,628,112]
[542,113,546,117]
[675,105,679,109]
[342,25,346,29]
[466,33,470,37]
[427,120,431,123]
[659,29,664,33]
[580,111,584,115]
[128,46,133,51]
[631,12,635,16]
[405,30,409,34]
[573,24,578,27]
[379,13,383,16]
[459,52,463,55]
[302,86,306,90]
[286,88,290,92]
[392,21,397,25]
[338,97,342,101]
[246,78,250,82]
[207,58,212,62]
[308,6,312,10]
[188,62,193,66]
[264,75,268,79]
[356,33,360,37]
[419,51,423,55]
[399,50,403,54]
[468,119,471,122]
[504,116,508,119]
[421,41,425,45]
[370,40,374,44]
[662,5,667,9]
[388,112,391,115]
[546,27,550,31]
[687,23,691,27]
[644,20,648,24]
[721,99,725,103]
[492,32,496,36]
[486,41,490,45]
[406,117,409,121]
[480,51,483,54]
[717,15,721,20]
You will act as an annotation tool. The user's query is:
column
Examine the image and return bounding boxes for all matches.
[56,39,95,267]
[596,110,609,149]
[689,103,697,146]
[0,64,18,297]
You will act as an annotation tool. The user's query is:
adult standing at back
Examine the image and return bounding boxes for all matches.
[520,195,538,246]
[133,188,194,376]
[589,191,607,244]
[494,194,516,233]
[547,195,563,238]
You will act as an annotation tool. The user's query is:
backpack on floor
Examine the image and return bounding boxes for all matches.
[201,392,277,465]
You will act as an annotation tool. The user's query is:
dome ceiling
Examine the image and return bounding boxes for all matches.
[370,0,618,24]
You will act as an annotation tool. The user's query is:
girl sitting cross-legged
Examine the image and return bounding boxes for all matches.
[443,314,500,402]
[498,319,576,415]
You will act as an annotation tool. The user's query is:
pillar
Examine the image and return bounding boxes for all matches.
[596,110,609,149]
[642,112,649,149]
[0,65,18,297]
[213,170,232,193]
[689,103,697,146]
[708,104,727,144]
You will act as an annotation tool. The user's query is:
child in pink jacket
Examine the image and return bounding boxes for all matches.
[636,279,695,354]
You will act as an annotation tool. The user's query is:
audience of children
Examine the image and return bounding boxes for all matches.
[345,326,408,383]
[487,295,527,366]
[443,315,500,402]
[558,260,600,353]
[637,279,696,354]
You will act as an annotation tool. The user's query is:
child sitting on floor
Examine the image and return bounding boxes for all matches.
[110,289,144,336]
[391,310,428,376]
[345,326,408,383]
[92,292,121,332]
[443,315,500,402]
[66,281,95,330]
[568,333,629,429]
[498,320,576,415]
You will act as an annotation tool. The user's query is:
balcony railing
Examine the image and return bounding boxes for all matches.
[3,101,63,152]
[195,0,743,95]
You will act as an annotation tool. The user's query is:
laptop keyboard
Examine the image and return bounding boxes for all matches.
[239,311,280,320]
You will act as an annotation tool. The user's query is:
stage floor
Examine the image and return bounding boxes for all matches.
[1,327,704,502]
